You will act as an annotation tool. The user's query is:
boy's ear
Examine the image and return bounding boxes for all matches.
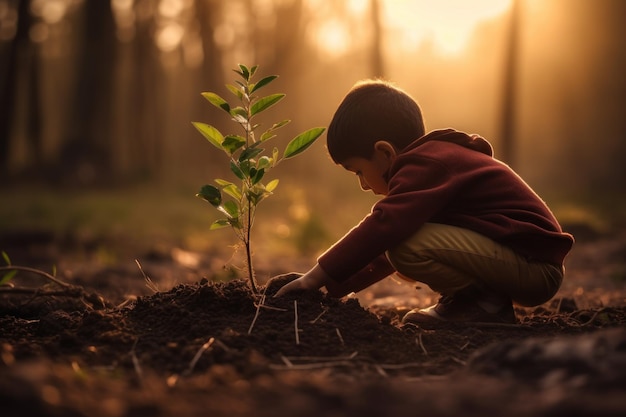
[374,141,397,160]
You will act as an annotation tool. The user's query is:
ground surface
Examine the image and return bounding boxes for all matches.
[1,229,626,417]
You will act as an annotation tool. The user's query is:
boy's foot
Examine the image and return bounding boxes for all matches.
[402,288,517,327]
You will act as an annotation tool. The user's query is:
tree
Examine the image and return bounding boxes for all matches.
[0,0,42,180]
[57,0,117,185]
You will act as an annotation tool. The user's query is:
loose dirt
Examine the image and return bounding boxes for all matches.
[1,232,625,417]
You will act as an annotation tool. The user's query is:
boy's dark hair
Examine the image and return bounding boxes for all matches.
[327,79,425,164]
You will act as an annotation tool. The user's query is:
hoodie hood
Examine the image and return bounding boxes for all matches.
[404,128,493,157]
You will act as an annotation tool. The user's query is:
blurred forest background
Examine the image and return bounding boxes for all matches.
[1,0,625,269]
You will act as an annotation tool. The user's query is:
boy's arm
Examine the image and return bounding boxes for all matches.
[323,254,395,297]
[274,254,395,298]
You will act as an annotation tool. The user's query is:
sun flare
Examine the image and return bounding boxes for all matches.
[308,0,513,58]
[384,0,513,56]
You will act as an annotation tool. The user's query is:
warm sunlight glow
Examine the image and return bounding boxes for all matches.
[384,0,513,56]
[311,18,351,58]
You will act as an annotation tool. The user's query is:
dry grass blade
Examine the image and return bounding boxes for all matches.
[135,259,159,293]
[282,352,358,363]
[294,300,300,345]
[335,328,345,346]
[130,339,143,383]
[0,265,71,288]
[248,285,270,335]
[184,337,215,376]
[269,360,358,371]
[417,333,428,355]
[309,307,328,324]
[280,355,294,367]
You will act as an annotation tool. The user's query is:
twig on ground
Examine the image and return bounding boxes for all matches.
[135,259,159,293]
[212,338,231,352]
[281,352,358,362]
[459,339,470,351]
[280,355,294,367]
[270,360,358,371]
[378,362,427,370]
[130,338,144,384]
[0,266,106,309]
[309,306,328,324]
[335,328,345,346]
[0,265,70,288]
[248,294,265,335]
[449,356,467,365]
[184,337,215,376]
[468,321,526,329]
[579,308,606,326]
[255,303,288,312]
[0,287,82,296]
[417,333,428,355]
[294,300,300,345]
[248,285,272,335]
[374,364,388,377]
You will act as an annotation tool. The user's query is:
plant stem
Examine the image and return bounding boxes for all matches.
[0,265,70,288]
[245,198,257,293]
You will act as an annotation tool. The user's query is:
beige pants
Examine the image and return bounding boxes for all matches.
[386,223,564,306]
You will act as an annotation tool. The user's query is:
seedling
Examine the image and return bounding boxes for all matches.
[193,64,325,293]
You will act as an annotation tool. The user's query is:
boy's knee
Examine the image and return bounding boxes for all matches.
[386,244,428,275]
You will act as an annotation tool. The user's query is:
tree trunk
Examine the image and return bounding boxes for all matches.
[58,0,117,185]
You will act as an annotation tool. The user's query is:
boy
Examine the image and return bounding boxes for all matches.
[275,80,574,326]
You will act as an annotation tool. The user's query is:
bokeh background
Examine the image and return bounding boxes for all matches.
[1,0,625,279]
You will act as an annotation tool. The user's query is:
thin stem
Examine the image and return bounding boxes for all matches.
[0,265,70,288]
[245,200,257,294]
[294,300,300,345]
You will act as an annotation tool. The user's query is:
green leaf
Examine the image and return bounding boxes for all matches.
[283,127,325,159]
[214,178,231,186]
[238,64,250,80]
[226,84,243,100]
[210,219,230,230]
[239,147,264,162]
[223,200,239,218]
[257,156,272,170]
[250,94,285,116]
[222,135,246,154]
[197,184,222,207]
[249,65,259,77]
[239,159,251,176]
[223,184,243,200]
[201,92,230,113]
[259,132,276,142]
[215,179,243,199]
[0,269,17,285]
[229,217,243,230]
[251,168,265,185]
[1,251,10,265]
[230,106,247,118]
[230,161,245,180]
[192,122,224,150]
[265,179,279,192]
[250,75,278,94]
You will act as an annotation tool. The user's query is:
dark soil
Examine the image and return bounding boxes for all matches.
[1,233,626,417]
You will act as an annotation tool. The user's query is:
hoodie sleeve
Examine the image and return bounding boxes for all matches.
[323,254,395,297]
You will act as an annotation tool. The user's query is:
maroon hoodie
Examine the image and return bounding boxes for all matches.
[318,129,574,297]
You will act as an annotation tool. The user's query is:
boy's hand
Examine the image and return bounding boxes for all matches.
[274,264,330,297]
[264,272,302,296]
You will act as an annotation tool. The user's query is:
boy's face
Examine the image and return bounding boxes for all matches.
[341,153,391,196]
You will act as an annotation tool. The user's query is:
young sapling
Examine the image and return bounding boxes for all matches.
[192,64,325,293]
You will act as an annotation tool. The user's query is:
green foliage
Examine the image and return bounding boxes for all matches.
[192,64,325,293]
[0,251,16,285]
